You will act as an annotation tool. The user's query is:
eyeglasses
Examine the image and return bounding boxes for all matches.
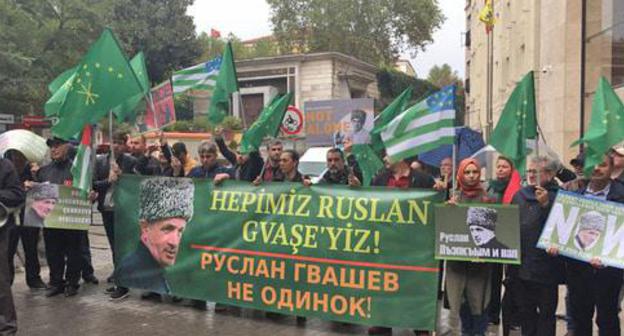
[527,169,550,174]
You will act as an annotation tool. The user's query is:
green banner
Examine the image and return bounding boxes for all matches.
[24,183,91,230]
[538,190,624,268]
[114,175,443,330]
[434,204,521,264]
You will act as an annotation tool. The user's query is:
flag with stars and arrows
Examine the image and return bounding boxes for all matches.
[239,92,293,154]
[44,28,144,140]
[111,51,151,122]
[572,76,624,176]
[489,72,537,175]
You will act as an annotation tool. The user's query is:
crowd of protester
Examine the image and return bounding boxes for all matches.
[3,128,624,336]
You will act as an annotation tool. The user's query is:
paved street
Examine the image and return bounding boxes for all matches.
[10,225,571,335]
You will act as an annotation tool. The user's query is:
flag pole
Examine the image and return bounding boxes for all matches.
[485,6,494,140]
[109,110,115,160]
[237,92,248,129]
[89,123,97,225]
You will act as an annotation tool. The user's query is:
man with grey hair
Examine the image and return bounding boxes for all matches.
[115,177,194,294]
[574,211,605,251]
[24,183,59,228]
[187,141,233,183]
[466,207,508,250]
[349,109,370,144]
[505,155,564,336]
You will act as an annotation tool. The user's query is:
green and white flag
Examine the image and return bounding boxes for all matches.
[71,124,93,195]
[171,56,221,95]
[380,86,456,162]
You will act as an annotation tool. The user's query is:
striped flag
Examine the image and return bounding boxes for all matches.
[71,124,94,195]
[171,56,222,95]
[380,86,456,162]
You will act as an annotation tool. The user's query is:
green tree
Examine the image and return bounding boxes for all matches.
[0,0,108,114]
[376,68,439,109]
[426,64,462,88]
[105,0,202,83]
[196,34,280,63]
[266,0,444,66]
[0,0,201,116]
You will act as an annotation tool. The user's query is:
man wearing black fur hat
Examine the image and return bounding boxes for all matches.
[115,177,194,294]
[466,207,509,250]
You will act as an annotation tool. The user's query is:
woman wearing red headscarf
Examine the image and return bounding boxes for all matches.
[445,158,493,336]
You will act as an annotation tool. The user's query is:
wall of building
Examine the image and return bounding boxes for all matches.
[465,0,588,164]
[298,58,335,104]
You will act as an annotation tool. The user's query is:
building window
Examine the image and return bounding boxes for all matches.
[585,0,624,88]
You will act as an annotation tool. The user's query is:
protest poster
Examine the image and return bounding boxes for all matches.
[114,175,443,330]
[538,190,624,268]
[434,204,521,264]
[304,98,374,147]
[24,183,91,230]
[139,81,176,132]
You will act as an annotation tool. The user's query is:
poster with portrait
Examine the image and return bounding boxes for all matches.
[140,81,176,132]
[24,183,91,230]
[304,98,374,147]
[434,204,521,264]
[538,190,624,269]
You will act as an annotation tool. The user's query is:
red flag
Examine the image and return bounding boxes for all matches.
[211,28,221,38]
[143,81,175,131]
[502,170,522,204]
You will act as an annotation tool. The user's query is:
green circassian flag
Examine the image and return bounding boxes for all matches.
[44,28,144,139]
[489,71,537,175]
[48,66,78,94]
[111,51,151,122]
[573,77,624,176]
[370,87,413,154]
[239,93,293,154]
[350,144,384,187]
[208,42,239,125]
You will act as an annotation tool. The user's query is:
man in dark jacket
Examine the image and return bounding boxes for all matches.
[302,148,361,187]
[258,139,283,182]
[127,133,160,176]
[115,177,193,294]
[36,137,85,297]
[5,149,46,289]
[214,129,263,182]
[187,141,234,182]
[0,157,26,335]
[509,155,564,336]
[93,131,137,299]
[560,154,624,336]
